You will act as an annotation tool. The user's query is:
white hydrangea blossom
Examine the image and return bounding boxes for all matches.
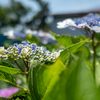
[57,19,76,29]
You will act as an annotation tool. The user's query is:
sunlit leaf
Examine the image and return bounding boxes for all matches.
[60,39,88,63]
[0,65,23,74]
[0,71,17,85]
[51,31,78,47]
[54,54,100,100]
[29,59,65,100]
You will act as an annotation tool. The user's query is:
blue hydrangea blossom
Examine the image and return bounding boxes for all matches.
[0,41,60,63]
[57,14,100,36]
[3,30,56,45]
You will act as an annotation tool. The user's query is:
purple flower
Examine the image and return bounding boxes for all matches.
[0,87,19,98]
[22,41,30,46]
[14,33,26,39]
[31,44,36,50]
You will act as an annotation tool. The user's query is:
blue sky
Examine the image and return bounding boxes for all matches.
[47,0,100,14]
[0,0,100,14]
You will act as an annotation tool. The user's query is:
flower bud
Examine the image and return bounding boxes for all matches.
[0,47,4,54]
[54,52,60,58]
[21,48,29,56]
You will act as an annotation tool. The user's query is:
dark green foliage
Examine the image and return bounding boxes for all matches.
[9,90,31,100]
[0,0,30,29]
[0,0,50,32]
[26,0,50,31]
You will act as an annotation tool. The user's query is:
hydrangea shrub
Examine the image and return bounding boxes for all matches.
[0,14,100,100]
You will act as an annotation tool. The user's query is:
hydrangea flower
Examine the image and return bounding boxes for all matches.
[0,87,19,98]
[3,30,26,40]
[0,41,60,63]
[3,29,56,45]
[3,30,15,39]
[14,32,26,39]
[25,29,56,44]
[57,14,100,36]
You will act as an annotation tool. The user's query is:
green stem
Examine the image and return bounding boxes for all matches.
[93,45,96,73]
[16,84,28,92]
[14,60,28,77]
[23,59,29,71]
[14,60,24,72]
[91,33,96,78]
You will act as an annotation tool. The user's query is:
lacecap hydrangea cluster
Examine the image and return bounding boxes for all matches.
[0,41,61,62]
[57,14,100,35]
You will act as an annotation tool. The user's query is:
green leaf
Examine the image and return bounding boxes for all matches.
[50,31,88,64]
[28,62,41,100]
[0,71,26,91]
[9,90,25,98]
[0,60,14,68]
[0,60,19,69]
[0,71,17,85]
[96,62,100,87]
[26,35,39,44]
[54,54,100,100]
[79,45,91,59]
[51,31,78,47]
[95,58,100,88]
[9,89,30,100]
[28,59,66,100]
[0,65,23,74]
[0,97,6,100]
[60,39,88,63]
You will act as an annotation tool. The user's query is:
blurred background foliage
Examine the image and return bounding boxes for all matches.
[0,0,50,32]
[0,0,55,48]
[0,0,100,47]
